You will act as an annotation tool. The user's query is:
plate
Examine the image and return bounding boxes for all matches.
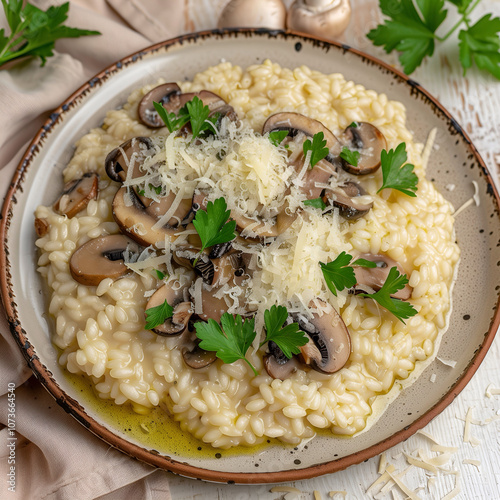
[1,29,499,484]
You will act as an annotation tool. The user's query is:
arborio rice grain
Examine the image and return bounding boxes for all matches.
[35,60,460,449]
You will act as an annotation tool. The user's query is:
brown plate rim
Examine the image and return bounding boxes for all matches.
[1,28,499,484]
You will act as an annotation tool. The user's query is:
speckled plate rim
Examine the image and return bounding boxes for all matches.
[1,28,499,484]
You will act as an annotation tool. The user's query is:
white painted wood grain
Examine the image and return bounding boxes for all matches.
[165,1,500,498]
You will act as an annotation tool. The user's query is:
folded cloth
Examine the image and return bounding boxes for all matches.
[0,1,190,498]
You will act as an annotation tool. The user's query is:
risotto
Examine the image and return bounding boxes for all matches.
[34,60,460,449]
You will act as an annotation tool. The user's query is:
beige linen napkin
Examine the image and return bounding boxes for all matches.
[0,1,190,498]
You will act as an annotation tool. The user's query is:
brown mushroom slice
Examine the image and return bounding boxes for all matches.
[323,181,373,220]
[144,193,192,225]
[34,218,49,237]
[69,234,138,286]
[353,254,412,300]
[53,172,99,218]
[112,187,182,247]
[262,112,342,161]
[232,208,297,238]
[138,83,182,128]
[297,303,351,374]
[145,280,193,335]
[290,155,335,199]
[264,341,303,380]
[340,122,387,175]
[197,288,228,323]
[182,338,217,369]
[105,137,154,183]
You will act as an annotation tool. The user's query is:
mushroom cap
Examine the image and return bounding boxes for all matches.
[340,122,387,175]
[264,341,303,380]
[53,172,99,218]
[218,0,286,29]
[297,302,351,374]
[323,181,373,219]
[286,0,352,40]
[182,338,217,369]
[353,253,412,300]
[69,234,138,286]
[105,137,154,183]
[138,83,182,127]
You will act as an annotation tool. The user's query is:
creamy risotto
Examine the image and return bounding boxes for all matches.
[34,60,460,449]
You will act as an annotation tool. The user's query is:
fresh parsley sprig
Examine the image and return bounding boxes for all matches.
[145,299,173,330]
[260,305,309,359]
[303,131,329,168]
[268,130,289,147]
[192,197,237,265]
[340,146,360,167]
[153,96,219,141]
[194,314,258,376]
[303,197,327,210]
[367,0,500,79]
[359,267,417,323]
[377,143,418,197]
[320,251,358,297]
[0,1,100,67]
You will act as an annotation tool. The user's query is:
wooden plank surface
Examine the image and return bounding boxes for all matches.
[166,1,500,498]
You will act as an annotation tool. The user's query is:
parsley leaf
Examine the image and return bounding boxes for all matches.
[268,130,289,147]
[153,101,179,133]
[349,121,358,128]
[195,314,258,376]
[154,269,166,280]
[367,0,447,74]
[145,299,173,330]
[303,131,329,168]
[359,267,417,323]
[340,146,360,167]
[178,96,219,140]
[448,0,474,15]
[458,14,500,80]
[377,143,418,197]
[320,251,357,297]
[192,197,237,260]
[260,305,309,359]
[303,197,327,210]
[352,258,377,268]
[0,1,100,67]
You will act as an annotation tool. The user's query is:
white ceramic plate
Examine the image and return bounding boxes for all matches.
[1,30,499,483]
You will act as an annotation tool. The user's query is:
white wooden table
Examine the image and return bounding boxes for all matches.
[161,1,500,498]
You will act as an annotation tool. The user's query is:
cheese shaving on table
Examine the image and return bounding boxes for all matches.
[463,407,481,446]
[485,383,500,398]
[462,458,481,470]
[269,486,302,494]
[328,492,347,498]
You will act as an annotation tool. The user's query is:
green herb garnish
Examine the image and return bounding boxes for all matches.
[349,122,358,128]
[377,143,418,197]
[145,299,173,330]
[192,197,236,265]
[340,146,361,167]
[154,269,166,280]
[268,130,289,147]
[320,251,357,297]
[195,314,258,376]
[367,0,500,79]
[260,305,309,359]
[303,197,327,210]
[359,267,417,323]
[352,258,377,268]
[0,1,100,67]
[303,131,329,168]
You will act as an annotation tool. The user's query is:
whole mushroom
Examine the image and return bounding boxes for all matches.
[287,0,351,40]
[218,0,287,29]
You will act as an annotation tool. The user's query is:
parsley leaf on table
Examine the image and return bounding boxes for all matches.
[448,0,474,15]
[0,1,100,67]
[358,267,417,323]
[192,197,237,262]
[194,314,258,376]
[268,130,289,147]
[377,143,418,197]
[303,197,327,210]
[340,146,360,167]
[145,299,173,330]
[367,0,447,75]
[458,14,500,80]
[303,131,329,168]
[260,305,309,359]
[320,251,357,297]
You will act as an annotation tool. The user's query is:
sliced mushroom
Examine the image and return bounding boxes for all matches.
[323,181,373,219]
[232,207,297,238]
[34,217,49,237]
[353,254,412,300]
[217,0,287,29]
[112,187,183,247]
[196,287,229,323]
[340,122,387,175]
[297,302,351,374]
[105,137,154,182]
[262,112,342,162]
[182,336,217,369]
[138,83,182,128]
[53,172,99,218]
[264,340,303,380]
[145,282,193,336]
[69,234,139,286]
[287,0,352,40]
